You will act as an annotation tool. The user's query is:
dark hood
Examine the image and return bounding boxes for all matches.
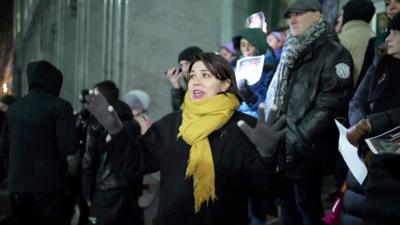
[27,60,63,96]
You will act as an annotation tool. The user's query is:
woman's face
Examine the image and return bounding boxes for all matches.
[266,33,281,49]
[386,29,400,58]
[386,0,400,19]
[240,38,257,57]
[219,48,235,62]
[335,14,343,33]
[188,61,230,102]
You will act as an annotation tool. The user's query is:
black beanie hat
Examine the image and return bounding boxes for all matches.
[342,0,375,26]
[178,46,203,63]
[389,12,400,31]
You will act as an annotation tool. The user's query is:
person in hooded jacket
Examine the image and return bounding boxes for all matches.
[232,28,277,118]
[0,60,79,225]
[81,80,142,225]
[345,12,400,225]
[233,28,279,225]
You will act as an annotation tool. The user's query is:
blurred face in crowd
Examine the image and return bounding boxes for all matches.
[385,0,400,19]
[188,61,230,102]
[267,33,283,50]
[179,60,191,79]
[286,11,321,36]
[240,38,257,57]
[219,47,236,63]
[335,13,343,33]
[386,29,400,58]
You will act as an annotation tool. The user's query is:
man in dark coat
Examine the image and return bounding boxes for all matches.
[82,80,142,225]
[263,0,354,224]
[0,60,79,225]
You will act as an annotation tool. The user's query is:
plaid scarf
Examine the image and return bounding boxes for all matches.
[265,18,327,116]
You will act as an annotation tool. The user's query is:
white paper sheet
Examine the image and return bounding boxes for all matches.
[235,55,265,86]
[335,119,368,185]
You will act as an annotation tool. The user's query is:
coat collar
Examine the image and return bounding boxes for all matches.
[292,29,337,70]
[341,20,371,32]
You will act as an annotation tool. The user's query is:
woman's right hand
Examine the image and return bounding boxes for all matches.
[84,89,123,135]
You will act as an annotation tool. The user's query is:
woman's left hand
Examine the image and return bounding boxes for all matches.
[237,104,286,157]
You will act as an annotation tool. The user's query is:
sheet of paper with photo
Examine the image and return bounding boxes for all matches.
[246,11,267,33]
[365,125,400,155]
[335,119,368,185]
[235,55,265,86]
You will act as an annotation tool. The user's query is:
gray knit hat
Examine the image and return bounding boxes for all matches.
[124,90,150,111]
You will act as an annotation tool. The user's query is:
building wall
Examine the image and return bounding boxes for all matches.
[13,0,251,120]
[14,0,384,119]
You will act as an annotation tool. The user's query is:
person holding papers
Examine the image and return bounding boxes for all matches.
[345,12,400,225]
[232,28,277,118]
[232,27,279,225]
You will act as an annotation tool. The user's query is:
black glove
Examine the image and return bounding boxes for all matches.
[84,89,123,135]
[239,79,258,107]
[237,104,286,157]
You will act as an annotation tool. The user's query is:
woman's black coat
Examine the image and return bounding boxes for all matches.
[106,110,280,225]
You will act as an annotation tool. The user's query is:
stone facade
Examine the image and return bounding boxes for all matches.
[13,0,250,119]
[11,0,383,119]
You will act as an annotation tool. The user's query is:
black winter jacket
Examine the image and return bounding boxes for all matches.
[342,55,400,225]
[81,99,141,201]
[350,55,400,225]
[0,61,79,192]
[106,110,281,225]
[171,87,185,111]
[282,29,354,179]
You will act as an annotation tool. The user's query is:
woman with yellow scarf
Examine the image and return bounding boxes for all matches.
[84,52,286,225]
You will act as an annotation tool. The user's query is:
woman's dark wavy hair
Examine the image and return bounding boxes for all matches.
[188,52,242,101]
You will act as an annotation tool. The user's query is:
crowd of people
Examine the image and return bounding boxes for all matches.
[0,0,400,225]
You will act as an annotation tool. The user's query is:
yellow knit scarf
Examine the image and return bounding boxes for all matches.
[178,92,239,213]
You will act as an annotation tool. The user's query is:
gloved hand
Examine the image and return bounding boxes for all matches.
[238,79,258,107]
[237,104,286,157]
[346,118,372,146]
[84,89,123,135]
